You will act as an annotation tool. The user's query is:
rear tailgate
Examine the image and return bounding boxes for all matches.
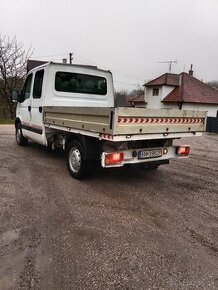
[113,108,206,135]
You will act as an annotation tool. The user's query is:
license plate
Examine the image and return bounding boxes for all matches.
[138,149,162,160]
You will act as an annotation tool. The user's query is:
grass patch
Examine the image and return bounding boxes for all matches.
[0,118,15,124]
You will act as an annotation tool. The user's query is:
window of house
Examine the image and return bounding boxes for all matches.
[153,88,159,96]
[55,72,107,95]
[33,70,44,99]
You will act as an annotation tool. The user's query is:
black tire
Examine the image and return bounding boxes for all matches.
[15,123,28,146]
[66,140,92,180]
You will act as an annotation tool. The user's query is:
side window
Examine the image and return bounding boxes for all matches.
[33,70,44,99]
[21,73,33,100]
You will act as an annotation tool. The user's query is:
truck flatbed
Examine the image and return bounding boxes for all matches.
[44,106,205,140]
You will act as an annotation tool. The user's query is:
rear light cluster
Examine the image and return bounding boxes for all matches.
[176,145,190,156]
[105,152,123,165]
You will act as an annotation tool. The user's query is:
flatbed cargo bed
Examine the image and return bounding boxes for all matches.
[44,106,206,139]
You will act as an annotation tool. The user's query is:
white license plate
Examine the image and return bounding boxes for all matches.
[138,149,162,160]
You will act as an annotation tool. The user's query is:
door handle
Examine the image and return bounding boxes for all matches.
[39,106,42,113]
[28,106,31,112]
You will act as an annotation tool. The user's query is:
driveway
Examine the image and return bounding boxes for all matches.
[0,125,218,290]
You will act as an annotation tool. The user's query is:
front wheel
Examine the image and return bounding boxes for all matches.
[15,124,28,146]
[66,140,92,180]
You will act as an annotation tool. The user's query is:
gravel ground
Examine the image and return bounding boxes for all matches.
[0,125,218,290]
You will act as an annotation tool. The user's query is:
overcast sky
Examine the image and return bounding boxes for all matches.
[1,0,218,91]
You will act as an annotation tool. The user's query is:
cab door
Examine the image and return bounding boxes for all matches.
[17,73,33,139]
[30,69,47,145]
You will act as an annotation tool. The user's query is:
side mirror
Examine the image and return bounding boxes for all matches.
[12,90,20,102]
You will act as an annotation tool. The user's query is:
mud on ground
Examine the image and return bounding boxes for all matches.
[0,125,218,290]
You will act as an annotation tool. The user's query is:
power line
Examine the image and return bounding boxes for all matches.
[30,51,145,83]
[74,53,145,82]
[30,53,68,59]
[110,69,145,82]
[112,71,145,82]
[113,80,139,87]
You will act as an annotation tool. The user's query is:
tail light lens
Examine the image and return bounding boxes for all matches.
[176,145,190,156]
[105,152,123,165]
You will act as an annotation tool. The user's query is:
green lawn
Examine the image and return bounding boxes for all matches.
[0,118,15,124]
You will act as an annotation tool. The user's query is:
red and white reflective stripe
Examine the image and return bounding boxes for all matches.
[118,117,204,125]
[100,133,113,140]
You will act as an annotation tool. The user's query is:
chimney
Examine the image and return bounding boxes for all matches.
[189,64,193,76]
[62,58,67,64]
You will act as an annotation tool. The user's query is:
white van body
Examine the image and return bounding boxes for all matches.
[16,62,114,145]
[14,62,206,179]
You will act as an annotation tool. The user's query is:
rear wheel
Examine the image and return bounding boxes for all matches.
[66,140,92,179]
[15,123,28,146]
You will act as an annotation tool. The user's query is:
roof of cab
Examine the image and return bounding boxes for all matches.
[27,60,111,74]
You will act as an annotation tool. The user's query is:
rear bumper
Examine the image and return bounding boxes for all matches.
[101,145,188,168]
[100,131,202,142]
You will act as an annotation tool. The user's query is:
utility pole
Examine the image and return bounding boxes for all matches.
[69,53,73,64]
[157,60,177,73]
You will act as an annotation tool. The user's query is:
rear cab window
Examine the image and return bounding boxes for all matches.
[55,72,107,95]
[33,70,44,99]
[21,73,33,100]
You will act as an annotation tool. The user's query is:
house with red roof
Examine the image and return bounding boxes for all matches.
[126,94,145,106]
[143,70,218,117]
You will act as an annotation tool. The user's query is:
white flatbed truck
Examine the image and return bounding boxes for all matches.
[13,62,206,179]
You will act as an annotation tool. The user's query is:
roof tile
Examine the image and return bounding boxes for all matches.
[145,73,180,87]
[163,73,218,105]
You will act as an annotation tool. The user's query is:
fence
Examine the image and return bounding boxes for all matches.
[206,117,218,132]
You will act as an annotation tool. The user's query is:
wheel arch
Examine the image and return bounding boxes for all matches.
[65,133,100,161]
[15,117,21,128]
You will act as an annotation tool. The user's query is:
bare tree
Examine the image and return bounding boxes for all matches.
[0,35,32,119]
[129,83,144,97]
[115,90,129,106]
[206,81,218,90]
[115,83,145,107]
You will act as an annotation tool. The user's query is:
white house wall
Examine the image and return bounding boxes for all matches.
[158,103,218,117]
[145,85,218,117]
[182,103,218,117]
[150,101,217,117]
[145,86,174,109]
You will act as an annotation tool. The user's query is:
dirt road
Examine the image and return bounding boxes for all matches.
[0,125,218,290]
